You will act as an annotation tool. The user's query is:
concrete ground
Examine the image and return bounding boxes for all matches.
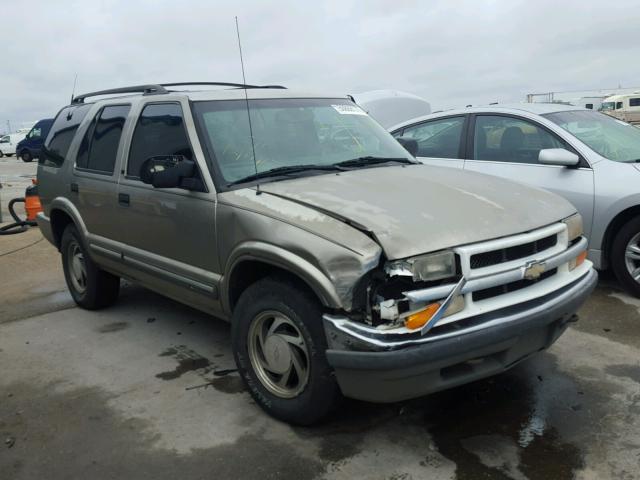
[1,158,640,479]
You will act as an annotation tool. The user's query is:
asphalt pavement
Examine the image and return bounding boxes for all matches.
[1,157,639,480]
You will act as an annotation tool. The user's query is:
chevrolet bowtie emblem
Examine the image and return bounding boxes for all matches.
[523,261,546,280]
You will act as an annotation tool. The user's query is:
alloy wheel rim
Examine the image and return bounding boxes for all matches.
[624,232,640,283]
[68,241,87,294]
[247,310,310,398]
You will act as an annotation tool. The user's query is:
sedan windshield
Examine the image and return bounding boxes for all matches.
[192,98,413,185]
[544,110,640,163]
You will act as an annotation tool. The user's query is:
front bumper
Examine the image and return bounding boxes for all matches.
[323,268,597,403]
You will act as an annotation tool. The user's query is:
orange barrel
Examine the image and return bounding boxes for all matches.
[24,180,43,222]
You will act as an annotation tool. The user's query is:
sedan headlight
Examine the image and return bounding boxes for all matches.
[563,213,583,242]
[385,250,457,282]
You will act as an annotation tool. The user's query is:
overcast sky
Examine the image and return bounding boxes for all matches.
[2,0,640,132]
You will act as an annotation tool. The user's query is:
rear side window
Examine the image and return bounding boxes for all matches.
[127,103,193,178]
[41,105,91,167]
[400,116,465,158]
[76,105,130,174]
[630,98,640,107]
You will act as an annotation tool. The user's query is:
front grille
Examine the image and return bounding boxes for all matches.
[470,234,557,269]
[472,268,558,302]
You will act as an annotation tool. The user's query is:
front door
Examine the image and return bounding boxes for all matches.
[463,114,595,238]
[116,100,221,314]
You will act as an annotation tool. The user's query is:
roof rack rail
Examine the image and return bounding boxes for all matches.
[72,84,167,104]
[71,81,286,104]
[161,82,286,90]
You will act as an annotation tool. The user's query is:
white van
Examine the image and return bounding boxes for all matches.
[601,93,640,124]
[0,132,27,157]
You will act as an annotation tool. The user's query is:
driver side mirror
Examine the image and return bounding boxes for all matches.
[396,136,419,157]
[140,155,202,190]
[538,148,580,167]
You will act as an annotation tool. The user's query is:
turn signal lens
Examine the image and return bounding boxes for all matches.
[569,250,588,270]
[405,303,440,330]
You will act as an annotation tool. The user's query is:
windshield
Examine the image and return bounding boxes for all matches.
[192,98,412,184]
[544,110,640,163]
[600,102,615,111]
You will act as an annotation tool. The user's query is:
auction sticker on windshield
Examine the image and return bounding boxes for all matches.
[332,104,367,115]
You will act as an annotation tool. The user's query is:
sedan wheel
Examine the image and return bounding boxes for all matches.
[611,216,640,297]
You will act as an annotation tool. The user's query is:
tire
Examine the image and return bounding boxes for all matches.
[7,153,14,157]
[232,275,341,425]
[0,151,4,158]
[20,150,32,162]
[611,216,640,297]
[61,224,120,309]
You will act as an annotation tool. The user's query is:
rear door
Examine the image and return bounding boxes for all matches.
[71,104,131,242]
[116,100,221,314]
[463,113,595,238]
[392,115,467,168]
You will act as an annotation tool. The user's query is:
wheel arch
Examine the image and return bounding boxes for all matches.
[49,198,88,249]
[602,205,640,268]
[222,242,344,315]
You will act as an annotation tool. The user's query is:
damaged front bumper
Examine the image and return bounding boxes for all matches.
[323,268,597,403]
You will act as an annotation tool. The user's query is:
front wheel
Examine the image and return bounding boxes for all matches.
[232,276,341,425]
[611,216,640,297]
[61,224,120,309]
[20,150,32,162]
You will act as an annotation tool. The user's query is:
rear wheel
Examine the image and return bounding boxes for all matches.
[0,151,4,158]
[20,150,32,162]
[232,276,341,425]
[611,216,640,297]
[61,224,120,309]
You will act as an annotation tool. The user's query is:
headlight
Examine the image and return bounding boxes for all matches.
[385,250,457,282]
[563,213,583,241]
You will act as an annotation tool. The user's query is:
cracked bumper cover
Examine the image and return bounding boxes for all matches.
[323,268,597,403]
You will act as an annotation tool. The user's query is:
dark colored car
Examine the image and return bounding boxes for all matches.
[16,118,54,162]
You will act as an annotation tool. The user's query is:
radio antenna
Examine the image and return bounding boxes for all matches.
[70,73,78,104]
[235,16,258,177]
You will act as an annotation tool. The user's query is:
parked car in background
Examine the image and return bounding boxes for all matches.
[391,103,640,295]
[36,83,595,424]
[601,93,640,125]
[16,118,54,162]
[0,132,27,157]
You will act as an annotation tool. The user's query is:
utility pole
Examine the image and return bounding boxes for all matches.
[6,120,11,134]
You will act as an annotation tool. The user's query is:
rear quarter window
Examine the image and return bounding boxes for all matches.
[41,105,92,168]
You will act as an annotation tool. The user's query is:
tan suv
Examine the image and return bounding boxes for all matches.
[36,83,596,424]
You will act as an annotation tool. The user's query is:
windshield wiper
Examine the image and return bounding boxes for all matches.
[228,164,344,186]
[334,156,417,168]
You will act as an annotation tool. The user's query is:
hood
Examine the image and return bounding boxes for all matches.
[256,164,576,260]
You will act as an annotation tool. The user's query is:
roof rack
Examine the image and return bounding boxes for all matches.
[72,84,167,104]
[71,82,286,104]
[161,82,286,90]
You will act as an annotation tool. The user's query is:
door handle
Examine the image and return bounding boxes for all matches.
[70,183,78,193]
[118,193,130,206]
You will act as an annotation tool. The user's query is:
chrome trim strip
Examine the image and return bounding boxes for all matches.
[324,269,596,350]
[420,276,466,336]
[404,236,587,303]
